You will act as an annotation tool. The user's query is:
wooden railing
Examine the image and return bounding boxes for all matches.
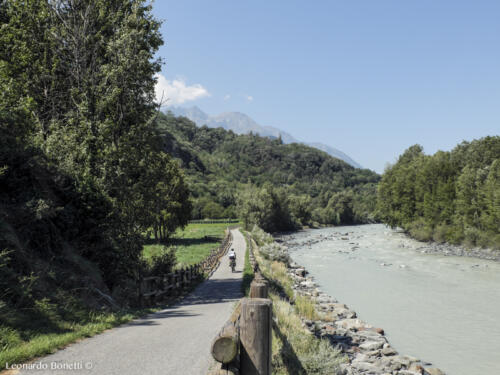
[139,230,233,305]
[189,219,240,224]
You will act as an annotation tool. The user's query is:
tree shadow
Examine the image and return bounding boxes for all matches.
[143,235,221,247]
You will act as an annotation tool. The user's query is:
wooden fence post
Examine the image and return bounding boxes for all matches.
[240,298,272,375]
[249,279,268,299]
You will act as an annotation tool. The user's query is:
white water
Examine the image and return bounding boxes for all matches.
[286,224,500,375]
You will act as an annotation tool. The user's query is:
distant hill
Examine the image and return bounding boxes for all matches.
[167,106,362,168]
[155,112,380,224]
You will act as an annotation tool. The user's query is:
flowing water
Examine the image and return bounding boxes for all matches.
[285,224,500,375]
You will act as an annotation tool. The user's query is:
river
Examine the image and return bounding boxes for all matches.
[284,224,500,375]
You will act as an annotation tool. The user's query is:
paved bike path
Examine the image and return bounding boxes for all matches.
[19,229,246,375]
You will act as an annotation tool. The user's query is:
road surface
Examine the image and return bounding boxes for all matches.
[19,228,246,375]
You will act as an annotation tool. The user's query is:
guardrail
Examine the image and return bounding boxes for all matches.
[209,235,272,375]
[139,230,233,305]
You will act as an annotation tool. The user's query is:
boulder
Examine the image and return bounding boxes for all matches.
[359,341,384,351]
[300,280,315,288]
[381,346,398,356]
[424,369,445,375]
[295,268,306,277]
[409,363,424,374]
[335,319,367,331]
[351,361,379,372]
[392,355,411,367]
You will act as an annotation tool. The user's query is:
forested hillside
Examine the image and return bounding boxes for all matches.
[377,137,500,249]
[156,112,380,231]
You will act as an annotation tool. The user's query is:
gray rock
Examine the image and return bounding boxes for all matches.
[300,280,315,288]
[295,268,306,277]
[360,341,385,351]
[424,368,446,375]
[351,361,379,372]
[381,346,398,356]
[404,355,419,363]
[392,355,411,367]
[335,318,368,331]
[365,349,381,357]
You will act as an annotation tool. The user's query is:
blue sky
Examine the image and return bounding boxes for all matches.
[152,1,500,173]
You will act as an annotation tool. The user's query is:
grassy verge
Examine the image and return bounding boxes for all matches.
[248,227,345,375]
[142,222,232,268]
[241,234,254,296]
[0,306,156,370]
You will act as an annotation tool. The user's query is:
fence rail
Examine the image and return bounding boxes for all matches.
[139,229,233,305]
[189,219,240,224]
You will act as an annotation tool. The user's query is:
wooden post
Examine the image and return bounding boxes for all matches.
[249,280,268,299]
[211,320,240,364]
[240,298,272,375]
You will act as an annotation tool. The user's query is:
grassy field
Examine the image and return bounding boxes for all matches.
[142,222,235,268]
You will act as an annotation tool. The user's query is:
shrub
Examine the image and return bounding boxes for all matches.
[464,226,482,248]
[250,225,274,246]
[433,224,451,243]
[260,243,291,265]
[407,219,433,242]
[0,326,22,351]
[295,295,319,321]
[490,234,500,251]
[148,246,177,275]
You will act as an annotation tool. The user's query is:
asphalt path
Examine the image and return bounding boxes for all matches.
[18,228,246,375]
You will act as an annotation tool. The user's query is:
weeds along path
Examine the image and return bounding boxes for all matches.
[18,229,246,375]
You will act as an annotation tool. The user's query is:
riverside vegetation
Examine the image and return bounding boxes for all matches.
[377,138,500,249]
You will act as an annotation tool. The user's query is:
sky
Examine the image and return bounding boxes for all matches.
[152,0,500,173]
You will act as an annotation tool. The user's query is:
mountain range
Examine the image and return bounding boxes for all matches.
[166,106,362,168]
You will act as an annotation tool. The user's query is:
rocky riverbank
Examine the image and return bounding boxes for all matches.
[281,226,500,262]
[287,261,446,375]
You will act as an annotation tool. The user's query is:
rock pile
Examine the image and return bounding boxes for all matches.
[288,261,446,375]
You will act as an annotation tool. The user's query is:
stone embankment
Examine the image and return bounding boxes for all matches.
[288,262,446,375]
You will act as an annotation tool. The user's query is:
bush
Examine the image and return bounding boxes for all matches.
[0,326,22,351]
[148,246,177,275]
[295,295,319,320]
[260,243,291,266]
[407,219,433,242]
[490,234,500,251]
[476,231,494,249]
[433,224,453,243]
[464,226,482,248]
[250,225,274,246]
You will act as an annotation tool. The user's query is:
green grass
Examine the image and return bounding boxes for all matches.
[271,294,345,375]
[241,234,254,296]
[0,306,156,369]
[248,228,345,374]
[143,222,234,268]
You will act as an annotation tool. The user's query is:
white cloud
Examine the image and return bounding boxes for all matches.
[224,94,231,101]
[155,74,210,106]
